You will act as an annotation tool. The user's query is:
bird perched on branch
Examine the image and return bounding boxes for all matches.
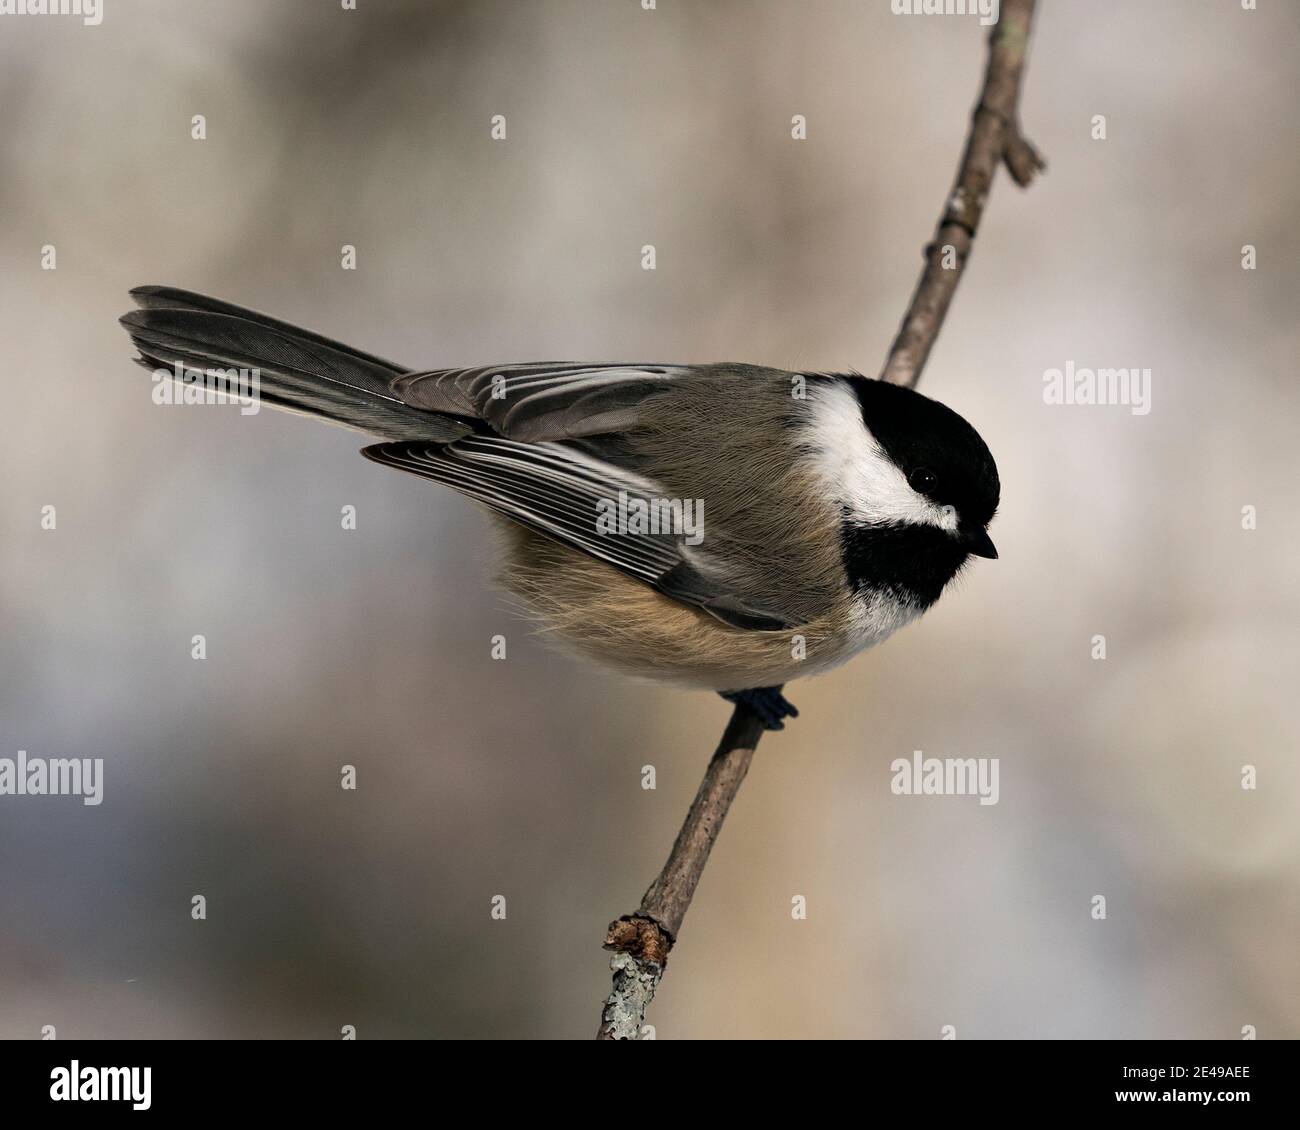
[120,286,999,729]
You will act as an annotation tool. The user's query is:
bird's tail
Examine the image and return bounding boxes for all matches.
[119,286,465,441]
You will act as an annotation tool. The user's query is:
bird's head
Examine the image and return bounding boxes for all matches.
[836,376,1000,608]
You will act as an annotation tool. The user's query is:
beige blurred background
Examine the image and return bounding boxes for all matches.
[1,0,1297,1040]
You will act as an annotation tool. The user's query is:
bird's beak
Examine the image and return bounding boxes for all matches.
[963,526,998,559]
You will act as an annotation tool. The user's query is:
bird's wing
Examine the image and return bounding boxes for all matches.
[122,289,799,627]
[391,363,693,441]
[362,435,794,631]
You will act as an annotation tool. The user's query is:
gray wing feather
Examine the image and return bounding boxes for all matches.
[362,436,792,631]
[392,364,690,441]
[364,437,678,580]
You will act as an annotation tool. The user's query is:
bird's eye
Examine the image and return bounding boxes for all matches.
[909,467,938,493]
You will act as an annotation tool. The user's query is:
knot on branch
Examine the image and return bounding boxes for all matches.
[604,914,674,967]
[975,97,1045,189]
[1004,131,1046,187]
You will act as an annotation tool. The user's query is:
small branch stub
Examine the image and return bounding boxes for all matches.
[605,914,674,966]
[599,916,673,1040]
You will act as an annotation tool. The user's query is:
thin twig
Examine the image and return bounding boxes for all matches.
[598,707,766,1039]
[880,0,1045,388]
[596,0,1044,1040]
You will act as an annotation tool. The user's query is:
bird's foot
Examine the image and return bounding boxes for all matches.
[719,686,799,731]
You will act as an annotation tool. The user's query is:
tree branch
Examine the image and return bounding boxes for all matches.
[598,706,765,1039]
[596,0,1044,1040]
[879,0,1045,388]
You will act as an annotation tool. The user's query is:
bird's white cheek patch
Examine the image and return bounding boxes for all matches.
[804,380,959,532]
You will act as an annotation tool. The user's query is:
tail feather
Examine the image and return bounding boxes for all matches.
[128,286,405,376]
[119,287,470,443]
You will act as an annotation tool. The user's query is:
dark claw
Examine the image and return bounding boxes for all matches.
[718,686,799,731]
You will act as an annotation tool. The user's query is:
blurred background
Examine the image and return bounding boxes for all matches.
[1,0,1297,1039]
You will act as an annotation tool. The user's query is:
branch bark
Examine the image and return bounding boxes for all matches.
[597,0,1044,1040]
[879,0,1045,388]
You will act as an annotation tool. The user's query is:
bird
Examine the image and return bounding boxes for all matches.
[119,286,999,730]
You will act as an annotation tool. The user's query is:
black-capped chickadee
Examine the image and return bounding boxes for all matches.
[120,286,999,729]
